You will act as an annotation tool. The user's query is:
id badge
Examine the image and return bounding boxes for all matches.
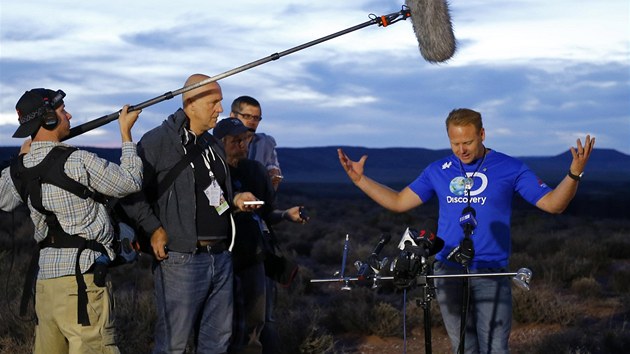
[204,180,222,207]
[215,197,229,215]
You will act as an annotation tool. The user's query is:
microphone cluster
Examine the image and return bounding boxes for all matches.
[390,219,444,289]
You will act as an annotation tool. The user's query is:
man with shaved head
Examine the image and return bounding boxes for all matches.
[123,74,259,353]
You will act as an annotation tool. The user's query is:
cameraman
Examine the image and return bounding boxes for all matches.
[338,108,594,354]
[0,88,142,353]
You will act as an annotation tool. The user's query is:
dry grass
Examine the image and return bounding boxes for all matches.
[1,194,629,353]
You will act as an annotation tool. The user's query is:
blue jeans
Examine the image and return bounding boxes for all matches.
[153,250,233,354]
[434,261,512,354]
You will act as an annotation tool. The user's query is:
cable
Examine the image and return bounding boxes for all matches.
[403,288,408,354]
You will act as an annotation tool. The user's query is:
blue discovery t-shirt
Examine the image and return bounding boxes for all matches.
[408,149,552,269]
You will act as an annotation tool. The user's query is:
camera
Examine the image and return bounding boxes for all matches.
[390,228,432,289]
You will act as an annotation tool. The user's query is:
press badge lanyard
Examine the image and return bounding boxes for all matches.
[189,141,229,215]
[458,148,487,193]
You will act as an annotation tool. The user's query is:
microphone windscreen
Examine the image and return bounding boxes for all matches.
[421,218,438,238]
[420,218,444,256]
[431,237,445,256]
[405,0,456,63]
[462,206,476,217]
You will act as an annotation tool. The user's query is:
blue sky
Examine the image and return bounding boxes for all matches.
[1,0,628,156]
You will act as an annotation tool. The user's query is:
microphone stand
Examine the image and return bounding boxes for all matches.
[311,267,532,354]
[387,270,529,354]
[63,7,411,141]
[458,265,470,354]
[458,224,473,353]
[312,269,531,354]
[310,229,533,354]
[454,187,477,354]
[415,260,436,354]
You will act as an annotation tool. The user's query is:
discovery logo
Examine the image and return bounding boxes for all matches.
[447,172,488,205]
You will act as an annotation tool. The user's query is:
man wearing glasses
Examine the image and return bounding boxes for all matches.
[230,96,283,190]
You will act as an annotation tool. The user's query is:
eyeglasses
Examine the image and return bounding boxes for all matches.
[233,111,262,122]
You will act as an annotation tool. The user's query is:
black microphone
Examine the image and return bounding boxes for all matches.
[416,218,445,257]
[448,209,477,266]
[357,234,391,281]
[447,236,475,267]
[459,206,477,237]
[405,0,457,63]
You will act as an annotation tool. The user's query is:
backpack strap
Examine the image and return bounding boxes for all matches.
[155,143,203,202]
[11,146,109,326]
[38,234,107,326]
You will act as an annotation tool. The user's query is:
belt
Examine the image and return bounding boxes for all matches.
[196,241,228,254]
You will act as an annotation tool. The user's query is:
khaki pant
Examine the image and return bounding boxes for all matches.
[34,273,120,354]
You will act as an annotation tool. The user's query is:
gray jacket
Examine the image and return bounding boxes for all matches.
[124,108,234,252]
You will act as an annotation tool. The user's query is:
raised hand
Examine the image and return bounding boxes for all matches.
[337,148,368,184]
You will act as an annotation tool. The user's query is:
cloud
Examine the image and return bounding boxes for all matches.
[1,0,628,156]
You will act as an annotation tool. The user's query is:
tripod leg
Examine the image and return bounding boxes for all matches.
[423,304,432,354]
[417,275,433,354]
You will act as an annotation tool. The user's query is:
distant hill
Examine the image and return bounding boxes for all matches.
[2,145,629,187]
[278,146,452,184]
[277,146,630,185]
[517,149,630,183]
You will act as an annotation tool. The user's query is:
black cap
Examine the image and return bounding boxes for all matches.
[213,117,249,140]
[13,88,65,138]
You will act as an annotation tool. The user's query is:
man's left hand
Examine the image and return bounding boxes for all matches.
[233,192,262,212]
[569,134,595,176]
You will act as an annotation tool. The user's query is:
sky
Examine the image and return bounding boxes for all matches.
[1,0,629,156]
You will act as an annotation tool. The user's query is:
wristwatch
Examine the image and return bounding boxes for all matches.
[567,170,584,181]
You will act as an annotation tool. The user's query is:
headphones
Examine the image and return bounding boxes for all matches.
[40,90,66,130]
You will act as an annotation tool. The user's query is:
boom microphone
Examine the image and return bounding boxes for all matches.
[405,0,457,63]
[62,6,456,141]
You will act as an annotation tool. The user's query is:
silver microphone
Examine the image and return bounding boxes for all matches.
[512,268,532,291]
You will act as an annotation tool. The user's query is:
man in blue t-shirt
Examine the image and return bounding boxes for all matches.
[338,108,595,354]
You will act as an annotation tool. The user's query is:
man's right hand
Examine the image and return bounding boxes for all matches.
[337,148,367,184]
[118,104,141,143]
[151,226,169,260]
[269,168,283,191]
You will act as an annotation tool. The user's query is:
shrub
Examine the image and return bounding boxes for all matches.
[298,325,336,354]
[570,277,603,298]
[368,302,403,337]
[512,285,578,325]
[610,269,630,294]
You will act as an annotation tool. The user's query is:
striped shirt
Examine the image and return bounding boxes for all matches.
[0,141,142,279]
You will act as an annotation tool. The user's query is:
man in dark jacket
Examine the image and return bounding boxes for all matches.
[213,117,306,354]
[123,74,258,353]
